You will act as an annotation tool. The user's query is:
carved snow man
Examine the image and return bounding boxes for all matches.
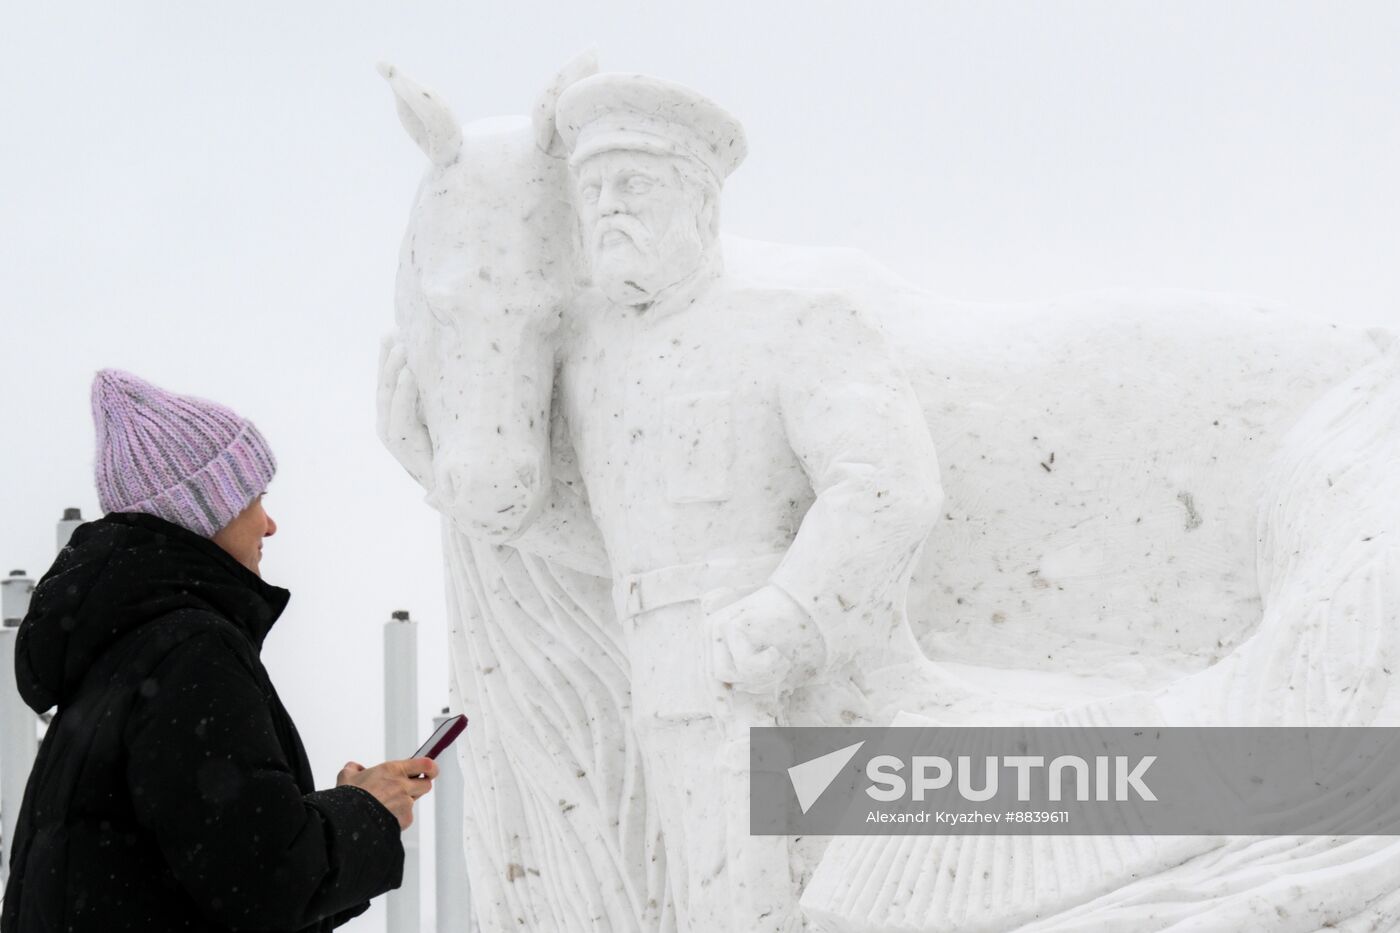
[547,73,944,931]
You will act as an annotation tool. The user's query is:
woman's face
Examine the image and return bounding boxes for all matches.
[211,494,277,576]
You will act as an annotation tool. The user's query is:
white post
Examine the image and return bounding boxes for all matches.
[56,507,83,553]
[433,708,471,932]
[384,610,419,933]
[0,570,36,883]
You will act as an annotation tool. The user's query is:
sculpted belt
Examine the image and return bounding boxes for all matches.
[616,553,787,620]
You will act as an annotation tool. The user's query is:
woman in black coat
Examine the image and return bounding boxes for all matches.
[1,370,437,931]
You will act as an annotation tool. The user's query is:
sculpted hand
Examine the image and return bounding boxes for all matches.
[376,334,436,491]
[708,584,827,695]
[337,757,439,830]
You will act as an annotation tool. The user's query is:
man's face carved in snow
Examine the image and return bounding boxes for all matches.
[573,149,717,308]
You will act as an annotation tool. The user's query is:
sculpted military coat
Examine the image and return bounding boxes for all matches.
[527,280,942,676]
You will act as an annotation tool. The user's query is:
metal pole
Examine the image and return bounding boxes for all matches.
[433,708,471,932]
[384,610,419,933]
[0,570,36,884]
[1,571,34,628]
[56,507,83,553]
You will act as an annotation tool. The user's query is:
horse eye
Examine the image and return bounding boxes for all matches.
[580,184,601,202]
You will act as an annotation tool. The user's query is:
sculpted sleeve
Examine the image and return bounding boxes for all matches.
[124,629,404,929]
[769,296,943,672]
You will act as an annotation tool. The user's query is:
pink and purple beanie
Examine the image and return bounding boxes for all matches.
[90,370,276,538]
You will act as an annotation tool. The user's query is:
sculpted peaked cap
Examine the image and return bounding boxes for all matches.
[556,73,748,181]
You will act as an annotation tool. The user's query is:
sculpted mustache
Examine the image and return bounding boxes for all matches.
[596,217,652,246]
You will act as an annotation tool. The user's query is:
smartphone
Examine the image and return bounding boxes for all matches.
[413,713,469,761]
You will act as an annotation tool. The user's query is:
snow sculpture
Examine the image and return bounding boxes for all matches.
[376,56,1395,932]
[805,341,1400,932]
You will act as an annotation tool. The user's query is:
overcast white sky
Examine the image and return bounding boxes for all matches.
[4,2,1400,927]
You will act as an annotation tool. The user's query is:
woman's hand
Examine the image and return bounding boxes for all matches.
[337,757,439,830]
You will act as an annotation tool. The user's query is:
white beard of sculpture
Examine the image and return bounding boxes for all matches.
[573,149,716,308]
[587,210,709,307]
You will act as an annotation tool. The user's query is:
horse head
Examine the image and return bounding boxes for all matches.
[381,54,594,540]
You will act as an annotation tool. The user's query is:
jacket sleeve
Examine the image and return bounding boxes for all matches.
[124,629,404,931]
[768,295,943,672]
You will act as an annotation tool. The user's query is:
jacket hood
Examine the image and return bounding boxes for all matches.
[14,512,290,712]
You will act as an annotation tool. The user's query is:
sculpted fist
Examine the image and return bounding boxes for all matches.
[708,584,827,695]
[376,334,436,491]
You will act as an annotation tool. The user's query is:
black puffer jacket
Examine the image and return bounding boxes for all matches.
[1,512,403,932]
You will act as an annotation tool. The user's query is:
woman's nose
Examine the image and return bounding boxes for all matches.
[265,514,278,537]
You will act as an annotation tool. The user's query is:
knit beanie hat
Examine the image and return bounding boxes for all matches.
[91,370,277,538]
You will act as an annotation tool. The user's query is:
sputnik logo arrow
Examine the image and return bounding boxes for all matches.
[788,741,865,814]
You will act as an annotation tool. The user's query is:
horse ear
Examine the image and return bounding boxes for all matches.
[377,62,463,167]
[531,48,599,156]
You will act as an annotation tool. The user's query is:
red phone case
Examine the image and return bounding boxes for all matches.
[415,713,469,760]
